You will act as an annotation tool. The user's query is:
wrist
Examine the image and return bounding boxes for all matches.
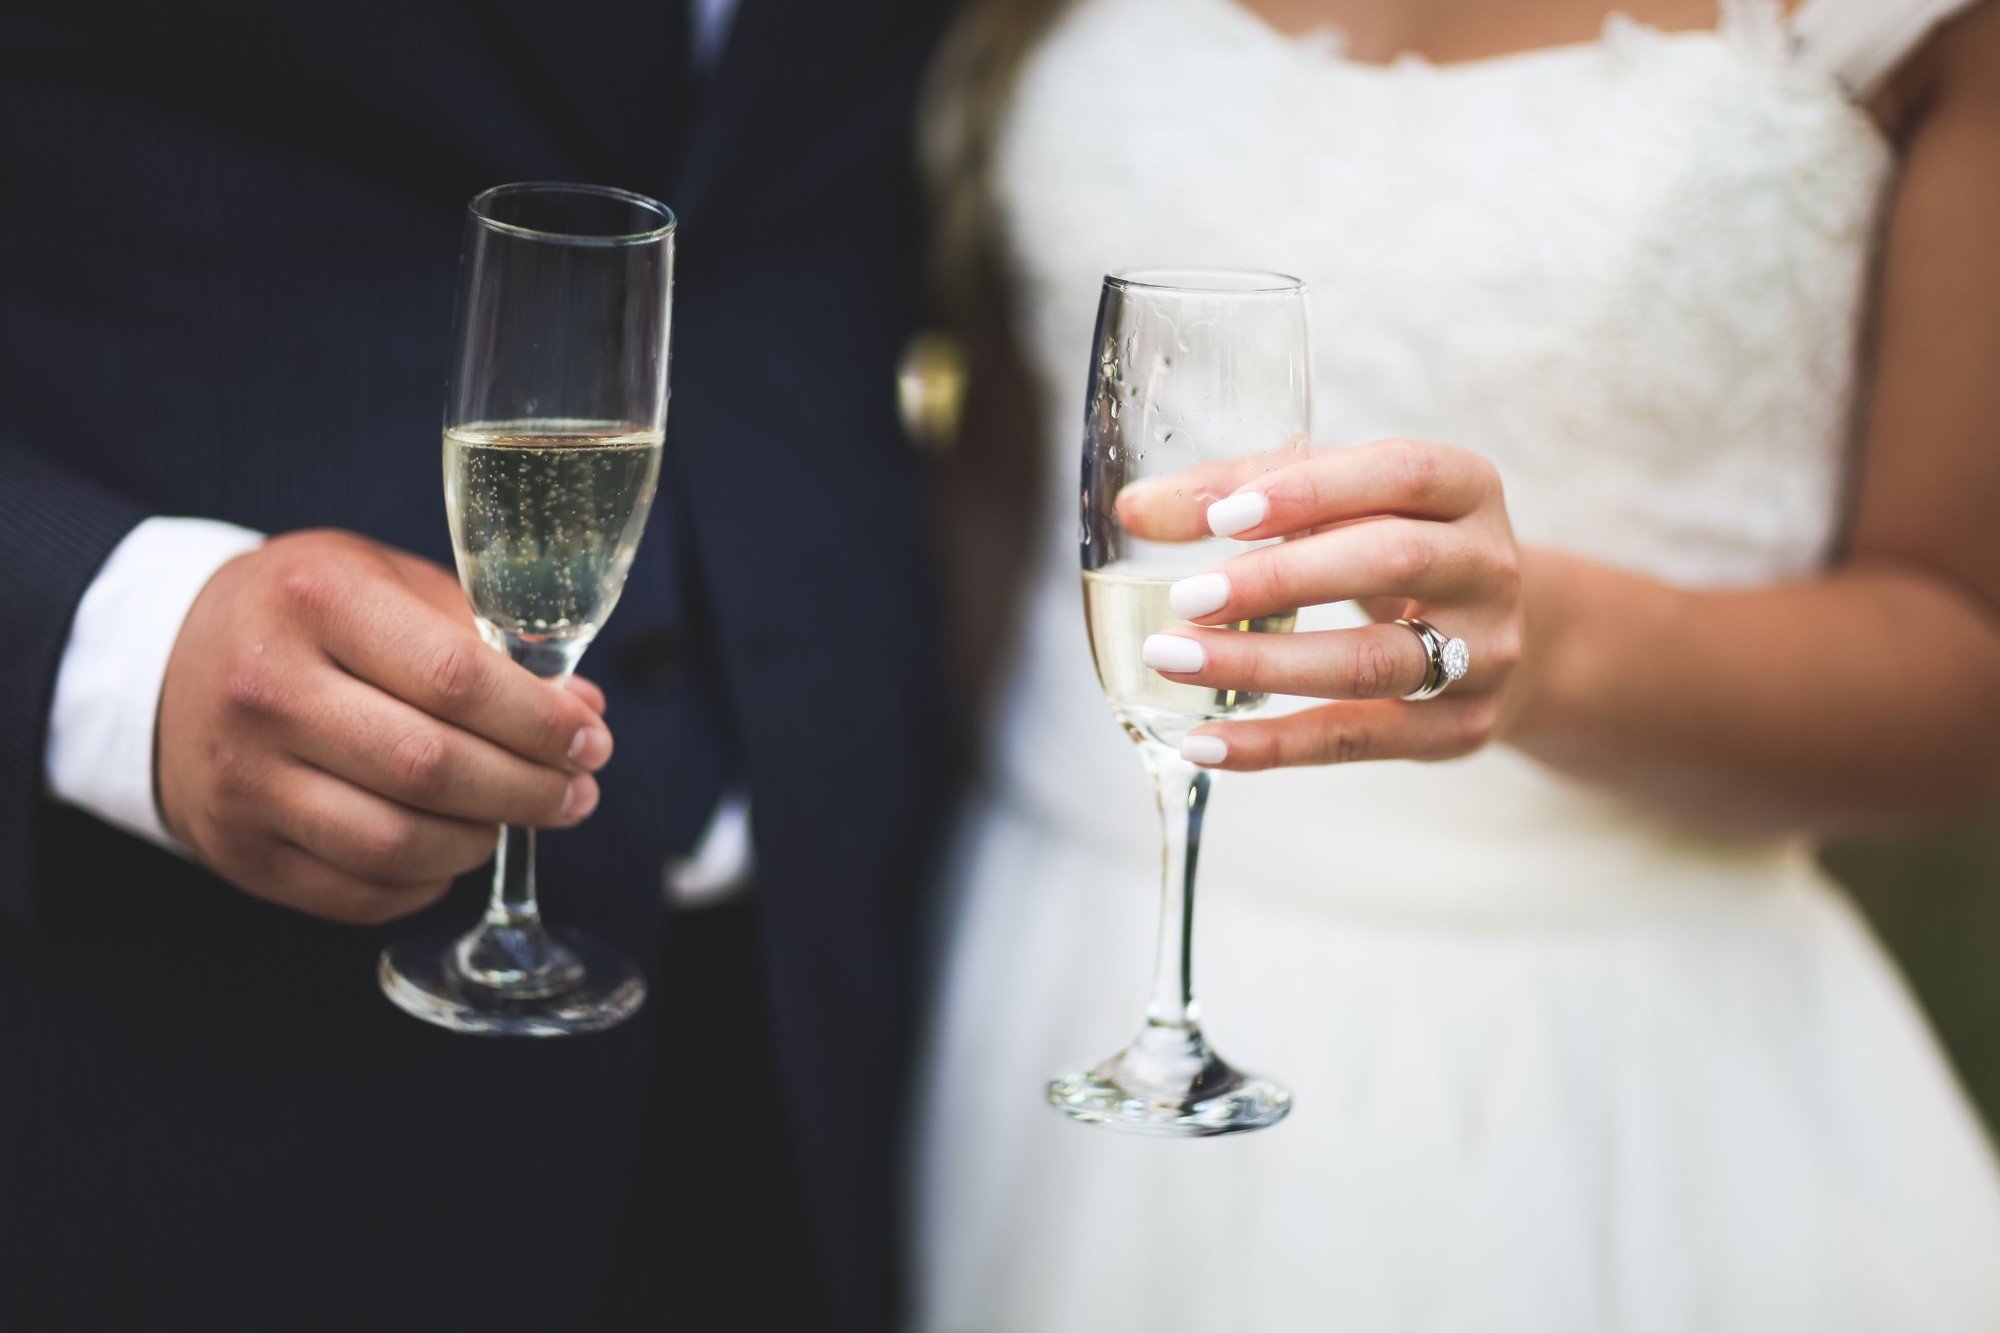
[46,517,266,849]
[1505,547,1675,746]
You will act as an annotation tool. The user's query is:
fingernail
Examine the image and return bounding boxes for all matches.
[1207,491,1268,538]
[1169,571,1230,619]
[568,724,612,769]
[1181,734,1229,765]
[561,775,600,822]
[1142,634,1206,673]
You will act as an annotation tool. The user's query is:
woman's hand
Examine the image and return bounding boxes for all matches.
[1138,438,1530,771]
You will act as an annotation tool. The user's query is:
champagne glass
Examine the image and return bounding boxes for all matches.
[1049,269,1310,1134]
[379,182,673,1037]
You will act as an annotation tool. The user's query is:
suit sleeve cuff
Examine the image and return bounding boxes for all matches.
[44,517,267,849]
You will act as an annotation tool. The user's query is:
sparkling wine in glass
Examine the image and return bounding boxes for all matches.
[379,182,673,1037]
[1049,268,1310,1135]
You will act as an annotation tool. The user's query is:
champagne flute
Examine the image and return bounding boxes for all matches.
[1049,268,1310,1134]
[379,182,673,1037]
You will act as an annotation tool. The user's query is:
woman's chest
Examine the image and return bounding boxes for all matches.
[1000,0,1884,359]
[995,0,1895,580]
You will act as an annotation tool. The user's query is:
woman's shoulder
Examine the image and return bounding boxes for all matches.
[1864,0,1999,139]
[1789,0,1999,126]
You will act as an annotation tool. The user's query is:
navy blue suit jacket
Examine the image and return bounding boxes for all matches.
[0,3,954,1328]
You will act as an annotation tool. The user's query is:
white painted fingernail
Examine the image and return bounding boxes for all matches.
[1142,634,1205,673]
[1169,571,1230,619]
[1181,734,1229,765]
[1206,491,1268,538]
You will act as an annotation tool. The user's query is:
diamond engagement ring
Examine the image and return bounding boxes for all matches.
[1396,617,1470,701]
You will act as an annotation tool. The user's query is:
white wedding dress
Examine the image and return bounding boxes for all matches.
[914,0,2000,1328]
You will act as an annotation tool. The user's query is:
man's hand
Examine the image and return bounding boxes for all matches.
[157,530,613,925]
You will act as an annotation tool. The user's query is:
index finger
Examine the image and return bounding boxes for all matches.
[287,563,610,772]
[1201,438,1497,541]
[1115,439,1310,542]
[385,552,608,723]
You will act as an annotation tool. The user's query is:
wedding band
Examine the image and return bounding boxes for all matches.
[1396,618,1470,701]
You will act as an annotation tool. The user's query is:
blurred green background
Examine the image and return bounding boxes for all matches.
[1831,814,2000,1134]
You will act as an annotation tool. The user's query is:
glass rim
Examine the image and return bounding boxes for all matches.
[468,182,677,247]
[1105,267,1306,297]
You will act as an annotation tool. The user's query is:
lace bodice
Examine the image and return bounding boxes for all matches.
[1001,0,1905,585]
[983,0,1972,918]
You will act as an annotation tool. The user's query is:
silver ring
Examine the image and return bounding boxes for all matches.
[1396,618,1470,701]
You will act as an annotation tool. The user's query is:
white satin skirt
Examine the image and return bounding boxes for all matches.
[912,788,2000,1333]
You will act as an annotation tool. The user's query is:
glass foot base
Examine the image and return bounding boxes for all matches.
[1047,1023,1290,1137]
[378,926,645,1037]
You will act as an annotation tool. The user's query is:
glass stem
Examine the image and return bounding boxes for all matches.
[484,633,579,936]
[487,823,541,931]
[451,636,584,995]
[1141,745,1210,1032]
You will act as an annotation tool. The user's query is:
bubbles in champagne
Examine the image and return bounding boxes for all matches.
[1082,564,1296,747]
[445,421,663,647]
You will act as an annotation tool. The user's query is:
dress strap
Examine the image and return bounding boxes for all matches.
[1788,0,1990,100]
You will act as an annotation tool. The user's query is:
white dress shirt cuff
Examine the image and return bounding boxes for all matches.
[45,517,266,849]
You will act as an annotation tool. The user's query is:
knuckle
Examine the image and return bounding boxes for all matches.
[208,743,261,799]
[1377,525,1436,585]
[1390,440,1445,501]
[536,695,583,755]
[222,662,287,718]
[422,639,488,710]
[1302,462,1340,516]
[1265,467,1313,520]
[1330,726,1370,764]
[276,562,344,620]
[351,815,423,882]
[1248,551,1303,612]
[1348,636,1401,699]
[387,728,453,801]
